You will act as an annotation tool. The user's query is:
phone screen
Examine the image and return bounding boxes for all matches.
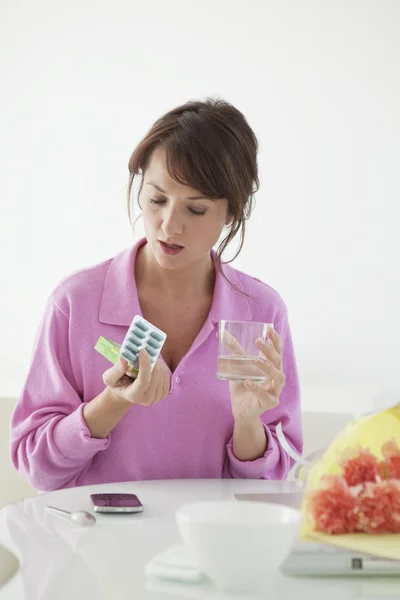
[90,493,143,512]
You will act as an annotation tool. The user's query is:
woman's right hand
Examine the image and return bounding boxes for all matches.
[102,350,170,406]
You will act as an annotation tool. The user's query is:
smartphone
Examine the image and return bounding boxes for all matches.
[90,493,144,513]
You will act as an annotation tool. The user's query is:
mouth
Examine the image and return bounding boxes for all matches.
[159,240,185,255]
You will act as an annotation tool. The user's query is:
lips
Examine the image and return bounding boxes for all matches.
[159,240,184,255]
[160,241,184,249]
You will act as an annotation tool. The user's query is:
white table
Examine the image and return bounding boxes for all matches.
[0,479,399,599]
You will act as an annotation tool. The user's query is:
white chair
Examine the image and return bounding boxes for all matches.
[301,410,353,458]
[0,397,36,509]
[287,409,353,481]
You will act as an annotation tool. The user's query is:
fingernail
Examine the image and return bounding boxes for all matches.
[245,380,253,388]
[256,356,265,364]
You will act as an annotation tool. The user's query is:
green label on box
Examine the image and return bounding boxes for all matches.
[94,336,138,377]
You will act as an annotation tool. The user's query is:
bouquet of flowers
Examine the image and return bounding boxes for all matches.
[305,442,400,534]
[302,402,400,538]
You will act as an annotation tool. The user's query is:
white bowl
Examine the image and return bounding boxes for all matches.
[175,500,301,593]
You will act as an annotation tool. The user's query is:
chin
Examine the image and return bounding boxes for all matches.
[156,255,187,270]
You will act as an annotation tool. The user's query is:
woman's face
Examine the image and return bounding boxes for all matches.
[140,146,230,271]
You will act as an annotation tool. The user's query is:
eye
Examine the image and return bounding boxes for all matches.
[150,197,206,216]
[189,208,207,216]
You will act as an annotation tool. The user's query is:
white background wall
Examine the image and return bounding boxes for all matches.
[1,0,399,412]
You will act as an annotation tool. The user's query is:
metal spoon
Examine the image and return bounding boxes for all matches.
[45,505,96,527]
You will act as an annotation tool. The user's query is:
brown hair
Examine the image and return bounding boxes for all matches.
[127,98,259,282]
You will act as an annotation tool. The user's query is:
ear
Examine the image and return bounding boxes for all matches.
[225,215,233,226]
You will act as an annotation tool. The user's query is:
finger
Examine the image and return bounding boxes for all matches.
[256,337,282,369]
[154,369,169,402]
[245,379,280,410]
[138,353,169,406]
[221,329,246,356]
[245,378,275,393]
[134,349,152,391]
[162,368,171,398]
[254,356,285,388]
[268,327,282,355]
[151,357,168,381]
[145,359,167,401]
[102,357,129,388]
[259,377,281,397]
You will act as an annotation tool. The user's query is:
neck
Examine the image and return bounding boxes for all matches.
[135,242,215,299]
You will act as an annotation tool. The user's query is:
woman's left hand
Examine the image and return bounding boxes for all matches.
[229,327,286,423]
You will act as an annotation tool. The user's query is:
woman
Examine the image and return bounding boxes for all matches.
[11,98,302,491]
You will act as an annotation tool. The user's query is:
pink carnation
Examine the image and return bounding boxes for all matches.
[357,480,400,533]
[306,475,358,534]
[339,447,379,486]
[308,440,400,535]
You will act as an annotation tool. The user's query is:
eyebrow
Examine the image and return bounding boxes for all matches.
[146,182,215,201]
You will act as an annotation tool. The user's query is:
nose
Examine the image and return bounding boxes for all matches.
[161,205,184,237]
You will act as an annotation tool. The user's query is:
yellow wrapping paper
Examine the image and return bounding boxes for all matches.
[300,404,400,560]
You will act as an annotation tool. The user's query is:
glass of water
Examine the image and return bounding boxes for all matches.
[217,320,273,382]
